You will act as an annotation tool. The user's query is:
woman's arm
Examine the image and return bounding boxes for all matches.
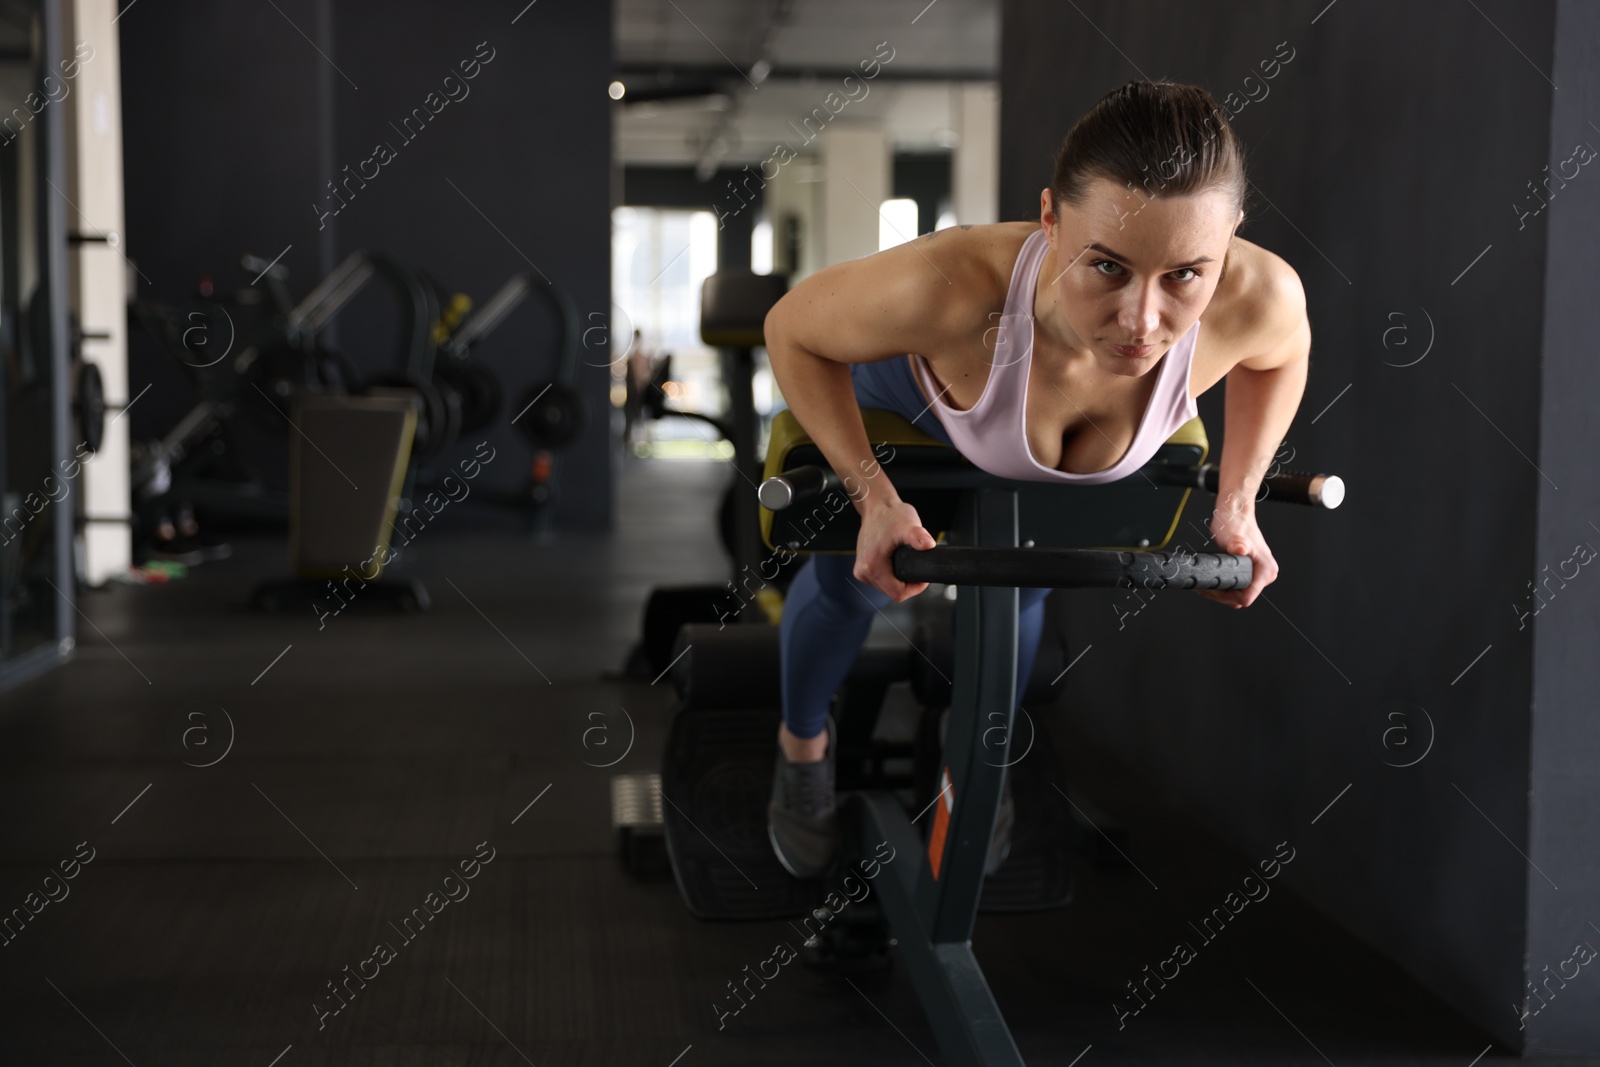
[765,235,989,512]
[1202,261,1311,608]
[763,232,998,598]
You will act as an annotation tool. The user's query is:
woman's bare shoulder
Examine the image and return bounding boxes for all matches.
[771,221,1043,366]
[897,221,1038,345]
[920,220,1039,276]
[1203,237,1308,366]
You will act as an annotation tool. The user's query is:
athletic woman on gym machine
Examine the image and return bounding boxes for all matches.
[762,80,1311,879]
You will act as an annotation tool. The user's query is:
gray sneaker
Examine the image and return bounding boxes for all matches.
[768,717,839,879]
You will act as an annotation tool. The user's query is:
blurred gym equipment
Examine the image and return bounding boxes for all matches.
[0,0,78,690]
[620,270,789,679]
[450,271,589,539]
[127,249,436,543]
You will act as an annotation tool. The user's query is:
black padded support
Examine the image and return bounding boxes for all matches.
[670,623,782,711]
[699,271,788,348]
[766,441,1208,554]
[671,623,910,714]
[698,270,787,583]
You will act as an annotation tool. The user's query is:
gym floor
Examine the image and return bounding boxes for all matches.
[0,458,1571,1066]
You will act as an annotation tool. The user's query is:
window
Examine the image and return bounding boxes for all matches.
[612,207,718,357]
[612,206,726,455]
[751,215,773,276]
[878,198,919,251]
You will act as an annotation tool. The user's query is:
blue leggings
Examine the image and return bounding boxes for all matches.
[777,357,1051,741]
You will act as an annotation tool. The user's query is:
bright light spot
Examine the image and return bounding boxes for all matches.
[752,216,773,275]
[879,198,919,251]
[935,208,958,231]
[689,211,718,292]
[608,80,626,100]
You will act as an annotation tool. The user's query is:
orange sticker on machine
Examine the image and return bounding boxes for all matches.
[927,767,954,880]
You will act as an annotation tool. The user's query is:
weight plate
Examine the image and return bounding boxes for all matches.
[435,358,502,434]
[242,344,323,430]
[515,380,587,449]
[368,373,458,462]
[77,361,106,453]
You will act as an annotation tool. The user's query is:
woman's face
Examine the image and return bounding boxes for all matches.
[1038,176,1241,377]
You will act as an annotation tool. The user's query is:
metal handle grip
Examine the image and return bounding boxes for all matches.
[759,465,840,511]
[1264,470,1344,509]
[1152,463,1345,509]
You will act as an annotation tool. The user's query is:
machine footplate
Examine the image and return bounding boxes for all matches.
[661,705,818,921]
[981,715,1077,913]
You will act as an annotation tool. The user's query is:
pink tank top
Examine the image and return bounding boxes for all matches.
[909,228,1201,485]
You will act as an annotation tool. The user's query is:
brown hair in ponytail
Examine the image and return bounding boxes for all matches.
[1051,80,1247,218]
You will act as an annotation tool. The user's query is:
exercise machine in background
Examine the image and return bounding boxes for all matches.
[128,251,591,596]
[432,270,590,541]
[620,270,790,679]
[245,264,591,612]
[127,249,435,545]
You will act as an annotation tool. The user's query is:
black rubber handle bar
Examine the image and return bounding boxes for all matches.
[891,545,1252,590]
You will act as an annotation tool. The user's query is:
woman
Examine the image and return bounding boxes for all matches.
[762,81,1310,879]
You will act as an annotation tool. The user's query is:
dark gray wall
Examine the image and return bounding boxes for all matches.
[1002,0,1596,1051]
[120,0,331,484]
[121,0,613,529]
[120,1,330,297]
[1527,0,1600,1052]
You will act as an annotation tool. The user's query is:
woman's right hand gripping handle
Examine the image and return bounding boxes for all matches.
[853,495,939,602]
